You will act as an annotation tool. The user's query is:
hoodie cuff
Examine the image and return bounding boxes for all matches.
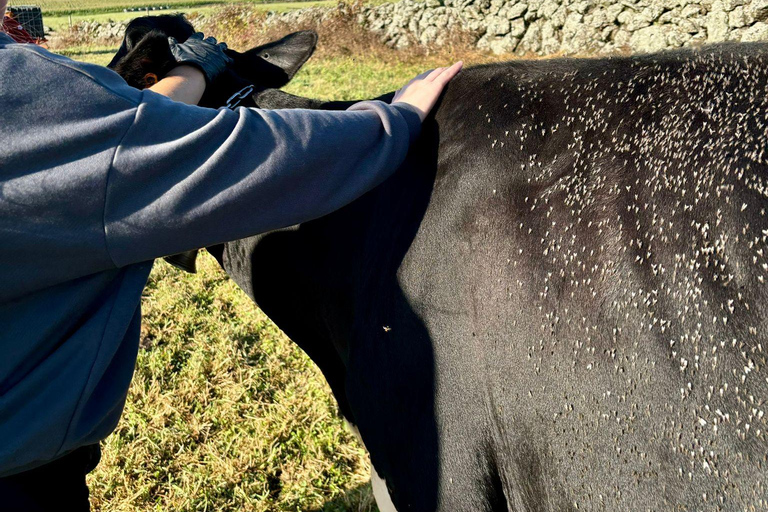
[391,102,423,145]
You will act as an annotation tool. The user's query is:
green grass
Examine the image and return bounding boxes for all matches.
[54,44,118,64]
[90,255,378,512]
[43,1,335,32]
[27,0,319,16]
[45,7,217,33]
[284,56,434,100]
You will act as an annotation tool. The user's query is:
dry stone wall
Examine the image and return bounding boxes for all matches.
[66,0,768,56]
[268,0,768,55]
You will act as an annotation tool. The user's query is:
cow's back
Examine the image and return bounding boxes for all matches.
[385,44,768,511]
[217,44,768,512]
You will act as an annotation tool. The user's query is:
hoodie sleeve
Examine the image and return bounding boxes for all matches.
[106,89,421,267]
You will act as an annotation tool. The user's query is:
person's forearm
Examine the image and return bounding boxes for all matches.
[105,95,421,267]
[148,65,206,105]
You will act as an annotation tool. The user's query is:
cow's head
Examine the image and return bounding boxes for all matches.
[108,14,318,108]
[109,15,318,272]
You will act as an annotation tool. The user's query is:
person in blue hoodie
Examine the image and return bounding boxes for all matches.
[0,0,462,508]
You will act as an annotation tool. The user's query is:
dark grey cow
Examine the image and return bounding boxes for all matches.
[114,19,768,511]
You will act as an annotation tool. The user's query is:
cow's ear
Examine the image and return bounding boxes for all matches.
[232,30,318,88]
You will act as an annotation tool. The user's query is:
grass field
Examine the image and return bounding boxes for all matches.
[43,1,335,33]
[15,0,320,16]
[90,255,376,511]
[36,2,494,510]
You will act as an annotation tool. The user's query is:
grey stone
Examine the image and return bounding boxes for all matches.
[587,6,617,28]
[749,0,768,22]
[680,4,703,18]
[706,1,730,41]
[434,13,451,28]
[665,26,689,46]
[257,0,768,58]
[612,28,633,48]
[721,0,746,11]
[549,5,568,27]
[486,15,511,34]
[539,0,561,18]
[476,32,493,49]
[510,17,527,36]
[464,18,487,32]
[658,7,681,24]
[541,20,562,52]
[630,25,671,51]
[728,6,747,28]
[489,33,520,53]
[488,0,505,15]
[420,25,440,43]
[677,18,699,34]
[738,21,768,41]
[617,9,654,31]
[600,25,616,41]
[505,3,528,19]
[516,18,543,54]
[572,1,591,14]
[463,4,482,19]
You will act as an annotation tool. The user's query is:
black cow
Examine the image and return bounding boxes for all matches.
[112,16,768,512]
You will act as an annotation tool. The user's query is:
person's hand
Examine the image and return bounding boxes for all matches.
[392,62,463,122]
[167,32,232,84]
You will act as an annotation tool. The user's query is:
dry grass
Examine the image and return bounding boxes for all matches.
[196,1,495,66]
[90,255,376,511]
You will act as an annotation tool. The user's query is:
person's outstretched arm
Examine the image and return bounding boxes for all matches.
[0,35,461,298]
[107,36,462,267]
[104,81,444,268]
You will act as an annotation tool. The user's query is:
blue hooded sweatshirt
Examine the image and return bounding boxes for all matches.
[0,32,420,476]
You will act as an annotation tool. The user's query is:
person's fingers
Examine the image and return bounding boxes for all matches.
[434,61,463,85]
[425,67,446,82]
[414,70,433,81]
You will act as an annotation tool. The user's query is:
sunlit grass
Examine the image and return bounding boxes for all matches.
[43,1,336,33]
[29,0,323,16]
[89,255,377,511]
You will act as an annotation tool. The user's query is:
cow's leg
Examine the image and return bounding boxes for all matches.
[344,420,398,512]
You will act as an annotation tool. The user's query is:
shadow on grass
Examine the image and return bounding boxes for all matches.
[313,481,379,512]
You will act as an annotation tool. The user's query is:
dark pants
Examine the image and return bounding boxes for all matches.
[0,444,101,512]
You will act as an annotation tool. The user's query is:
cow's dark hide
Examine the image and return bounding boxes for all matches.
[216,45,768,511]
[113,18,768,511]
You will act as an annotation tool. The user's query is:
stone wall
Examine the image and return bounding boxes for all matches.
[66,0,768,56]
[66,20,126,41]
[269,0,768,55]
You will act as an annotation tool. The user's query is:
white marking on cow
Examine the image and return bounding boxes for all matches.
[344,419,399,512]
